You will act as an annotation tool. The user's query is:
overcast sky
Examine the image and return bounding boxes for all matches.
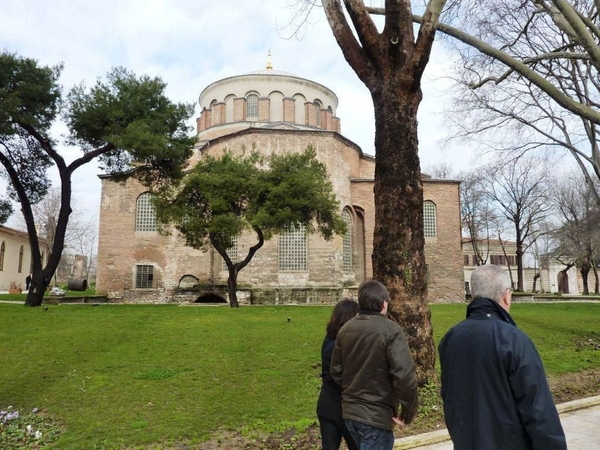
[1,0,472,230]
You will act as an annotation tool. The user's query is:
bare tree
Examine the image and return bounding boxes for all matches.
[67,215,98,282]
[15,188,97,285]
[459,170,502,266]
[552,171,600,293]
[315,0,447,383]
[528,221,557,293]
[483,156,552,291]
[429,1,600,203]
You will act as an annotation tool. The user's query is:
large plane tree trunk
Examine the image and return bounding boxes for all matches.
[322,0,446,384]
[372,84,434,385]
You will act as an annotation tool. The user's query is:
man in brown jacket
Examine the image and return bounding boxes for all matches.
[331,280,418,450]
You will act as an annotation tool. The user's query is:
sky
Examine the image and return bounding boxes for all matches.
[0,0,471,230]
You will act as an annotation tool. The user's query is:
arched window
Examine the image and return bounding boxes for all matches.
[136,192,158,232]
[342,210,353,272]
[314,100,322,127]
[278,223,307,271]
[221,235,239,270]
[423,201,437,238]
[0,241,5,271]
[210,100,218,125]
[246,94,259,120]
[18,245,24,273]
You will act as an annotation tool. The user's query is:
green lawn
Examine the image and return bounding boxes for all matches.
[1,302,599,449]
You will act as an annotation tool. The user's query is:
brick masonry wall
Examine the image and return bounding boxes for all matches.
[423,181,464,302]
[283,98,295,123]
[305,102,317,126]
[96,130,464,304]
[213,102,226,125]
[258,98,270,121]
[233,98,245,122]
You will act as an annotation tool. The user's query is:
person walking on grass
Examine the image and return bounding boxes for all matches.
[317,298,360,450]
[331,280,418,450]
[439,264,567,450]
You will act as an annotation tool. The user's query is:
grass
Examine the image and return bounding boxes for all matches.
[1,302,599,449]
[0,289,98,302]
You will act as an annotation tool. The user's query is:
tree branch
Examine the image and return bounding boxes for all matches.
[322,0,373,85]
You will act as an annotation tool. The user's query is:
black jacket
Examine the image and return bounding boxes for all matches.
[438,298,567,450]
[331,311,418,430]
[316,334,343,420]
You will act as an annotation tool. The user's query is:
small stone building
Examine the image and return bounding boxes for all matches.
[95,59,464,304]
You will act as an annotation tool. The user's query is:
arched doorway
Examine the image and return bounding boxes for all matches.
[195,293,227,304]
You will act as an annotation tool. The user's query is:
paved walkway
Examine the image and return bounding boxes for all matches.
[394,396,600,449]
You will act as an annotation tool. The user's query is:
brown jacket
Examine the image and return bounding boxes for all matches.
[331,311,418,430]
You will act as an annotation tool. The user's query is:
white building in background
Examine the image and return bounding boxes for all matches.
[462,238,587,295]
[0,225,48,292]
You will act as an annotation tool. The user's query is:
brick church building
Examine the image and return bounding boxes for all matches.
[95,57,464,304]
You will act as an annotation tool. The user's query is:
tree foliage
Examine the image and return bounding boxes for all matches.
[0,52,196,306]
[153,147,346,307]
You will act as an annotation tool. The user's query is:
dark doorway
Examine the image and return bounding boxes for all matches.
[195,293,227,304]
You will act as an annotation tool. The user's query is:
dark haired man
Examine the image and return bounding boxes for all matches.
[331,280,418,450]
[439,264,566,449]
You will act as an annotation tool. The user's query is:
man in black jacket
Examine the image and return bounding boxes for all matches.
[439,264,567,450]
[331,280,418,450]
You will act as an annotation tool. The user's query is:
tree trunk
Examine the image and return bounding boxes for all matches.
[24,270,51,306]
[581,259,590,295]
[227,266,239,308]
[593,263,599,294]
[532,273,540,293]
[515,233,524,291]
[371,86,435,386]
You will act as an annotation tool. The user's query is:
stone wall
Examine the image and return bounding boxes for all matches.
[96,129,464,304]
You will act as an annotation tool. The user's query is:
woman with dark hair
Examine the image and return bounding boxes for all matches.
[317,298,360,450]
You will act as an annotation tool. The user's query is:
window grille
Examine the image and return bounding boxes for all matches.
[136,192,158,232]
[278,223,307,271]
[18,245,23,273]
[135,265,154,288]
[210,100,218,125]
[315,101,322,127]
[423,201,437,238]
[342,210,353,272]
[246,94,258,120]
[221,235,240,270]
[463,255,470,266]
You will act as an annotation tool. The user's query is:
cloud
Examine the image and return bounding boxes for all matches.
[1,0,469,228]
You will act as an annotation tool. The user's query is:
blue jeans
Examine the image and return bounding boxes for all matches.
[344,419,395,450]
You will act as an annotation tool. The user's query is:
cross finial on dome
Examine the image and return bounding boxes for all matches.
[266,50,273,70]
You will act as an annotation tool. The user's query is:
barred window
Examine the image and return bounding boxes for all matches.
[342,210,353,272]
[423,201,437,238]
[246,94,258,120]
[18,245,24,273]
[221,235,240,270]
[278,223,307,271]
[463,254,469,266]
[135,265,154,289]
[314,101,322,127]
[210,100,218,125]
[0,241,4,271]
[136,192,157,232]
